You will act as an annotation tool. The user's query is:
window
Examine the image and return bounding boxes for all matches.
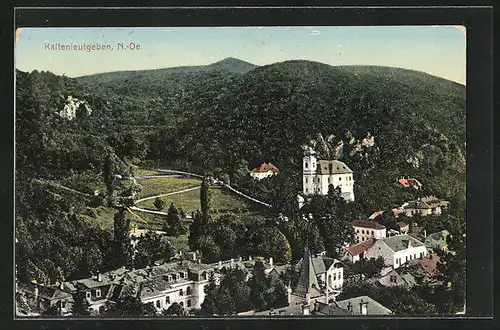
[371,231,374,235]
[362,230,365,234]
[409,255,412,260]
[305,178,308,183]
[420,252,424,259]
[180,272,184,279]
[180,301,184,307]
[396,259,399,265]
[305,163,308,168]
[356,229,359,233]
[362,237,365,241]
[179,289,184,296]
[333,274,336,281]
[96,289,101,298]
[61,301,66,308]
[339,177,342,181]
[405,256,408,262]
[338,272,342,280]
[172,274,177,281]
[187,300,192,307]
[156,300,161,308]
[306,188,309,193]
[327,178,330,183]
[390,275,397,283]
[186,287,192,295]
[166,296,170,304]
[86,291,91,299]
[414,254,416,259]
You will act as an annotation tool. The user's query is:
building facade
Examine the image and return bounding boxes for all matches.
[302,149,354,202]
[364,235,428,269]
[351,220,386,243]
[250,163,279,180]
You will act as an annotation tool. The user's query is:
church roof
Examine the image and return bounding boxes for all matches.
[316,160,353,175]
[292,248,323,298]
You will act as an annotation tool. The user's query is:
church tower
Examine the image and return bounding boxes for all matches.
[303,148,317,195]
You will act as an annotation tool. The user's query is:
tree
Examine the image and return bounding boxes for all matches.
[112,296,156,316]
[113,207,131,269]
[188,210,203,251]
[164,302,186,316]
[154,197,166,211]
[198,235,221,263]
[71,290,91,316]
[249,224,292,264]
[165,202,186,237]
[200,177,212,224]
[134,230,175,268]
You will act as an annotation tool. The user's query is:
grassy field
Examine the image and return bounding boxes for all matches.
[135,176,201,200]
[136,185,251,215]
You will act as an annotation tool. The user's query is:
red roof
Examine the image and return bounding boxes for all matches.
[368,211,384,220]
[392,209,405,216]
[398,178,422,188]
[251,163,279,173]
[344,239,375,256]
[351,220,386,230]
[408,253,441,276]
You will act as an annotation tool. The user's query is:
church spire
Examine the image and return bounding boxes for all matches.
[292,247,322,298]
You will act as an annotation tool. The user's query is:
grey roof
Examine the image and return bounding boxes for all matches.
[292,248,323,298]
[316,160,353,175]
[314,301,352,316]
[424,230,450,249]
[335,296,392,315]
[379,234,425,252]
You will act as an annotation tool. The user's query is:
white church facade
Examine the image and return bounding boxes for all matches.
[302,149,355,202]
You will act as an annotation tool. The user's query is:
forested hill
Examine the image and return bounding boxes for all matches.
[77,57,257,83]
[15,59,466,286]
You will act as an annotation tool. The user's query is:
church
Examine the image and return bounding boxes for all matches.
[302,148,355,202]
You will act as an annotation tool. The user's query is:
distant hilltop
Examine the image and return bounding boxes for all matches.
[77,57,258,83]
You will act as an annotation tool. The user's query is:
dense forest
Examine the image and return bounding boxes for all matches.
[15,57,466,310]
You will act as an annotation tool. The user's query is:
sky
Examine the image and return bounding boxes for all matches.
[15,26,466,84]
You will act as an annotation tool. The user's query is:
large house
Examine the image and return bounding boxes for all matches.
[250,163,279,180]
[314,295,392,316]
[364,234,428,269]
[302,148,354,202]
[398,178,423,190]
[351,220,386,243]
[396,196,450,217]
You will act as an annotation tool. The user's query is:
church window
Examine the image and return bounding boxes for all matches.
[305,162,308,168]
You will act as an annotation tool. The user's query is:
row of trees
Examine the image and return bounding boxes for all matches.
[201,261,287,315]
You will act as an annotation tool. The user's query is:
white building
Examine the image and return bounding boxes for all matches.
[351,220,386,243]
[250,163,279,180]
[302,149,354,202]
[364,234,428,269]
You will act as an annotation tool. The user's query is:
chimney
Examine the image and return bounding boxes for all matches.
[239,256,242,262]
[424,230,427,237]
[269,257,273,267]
[218,260,222,268]
[408,239,412,249]
[305,293,311,306]
[60,282,64,290]
[197,259,201,264]
[179,251,183,257]
[97,272,102,282]
[325,286,329,304]
[360,300,368,315]
[230,258,234,268]
[249,255,252,261]
[193,252,197,261]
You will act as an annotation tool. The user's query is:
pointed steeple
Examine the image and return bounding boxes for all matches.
[293,247,323,298]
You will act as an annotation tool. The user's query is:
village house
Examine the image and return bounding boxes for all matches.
[16,282,73,316]
[302,148,354,202]
[250,163,279,180]
[342,239,375,263]
[351,220,387,243]
[395,196,450,217]
[398,221,410,234]
[364,234,428,269]
[378,252,441,288]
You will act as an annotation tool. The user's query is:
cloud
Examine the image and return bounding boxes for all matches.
[311,30,321,36]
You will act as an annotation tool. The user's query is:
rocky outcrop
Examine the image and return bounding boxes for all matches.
[59,96,92,120]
